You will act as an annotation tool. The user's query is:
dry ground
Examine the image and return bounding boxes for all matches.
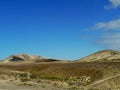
[0,62,120,90]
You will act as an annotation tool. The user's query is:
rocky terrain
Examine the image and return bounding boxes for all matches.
[1,54,62,63]
[0,50,120,90]
[76,50,120,62]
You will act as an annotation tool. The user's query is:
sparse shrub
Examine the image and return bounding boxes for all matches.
[53,83,58,87]
[41,85,45,88]
[37,79,43,83]
[19,83,35,87]
[67,76,91,86]
[10,79,14,82]
[68,86,83,90]
[20,78,30,82]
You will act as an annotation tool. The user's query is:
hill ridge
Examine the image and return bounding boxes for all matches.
[75,50,120,62]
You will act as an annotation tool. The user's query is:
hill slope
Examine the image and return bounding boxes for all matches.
[2,54,60,63]
[0,50,120,90]
[75,50,120,62]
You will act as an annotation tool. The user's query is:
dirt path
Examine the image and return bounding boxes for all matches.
[84,73,120,89]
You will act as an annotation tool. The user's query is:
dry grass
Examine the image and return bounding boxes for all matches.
[0,62,104,80]
[0,62,120,86]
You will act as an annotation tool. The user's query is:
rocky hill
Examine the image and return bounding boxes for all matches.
[75,50,120,62]
[2,54,60,63]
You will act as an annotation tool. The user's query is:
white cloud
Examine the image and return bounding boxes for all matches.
[94,19,120,30]
[91,19,120,50]
[105,0,120,9]
[98,33,120,50]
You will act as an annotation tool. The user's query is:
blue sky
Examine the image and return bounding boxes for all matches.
[0,0,120,60]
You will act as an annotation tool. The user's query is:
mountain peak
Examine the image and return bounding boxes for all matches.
[3,54,46,62]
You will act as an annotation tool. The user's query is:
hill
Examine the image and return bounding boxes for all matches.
[0,50,120,90]
[2,54,61,63]
[75,50,120,62]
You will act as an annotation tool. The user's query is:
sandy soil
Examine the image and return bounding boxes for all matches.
[0,78,68,90]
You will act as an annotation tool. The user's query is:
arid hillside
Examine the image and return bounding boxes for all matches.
[1,54,63,63]
[75,50,120,62]
[0,50,120,90]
